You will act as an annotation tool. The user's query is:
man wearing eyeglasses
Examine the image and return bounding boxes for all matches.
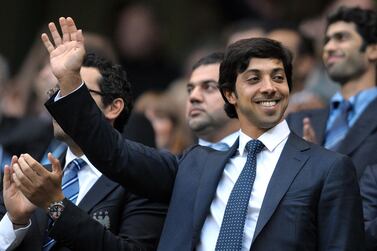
[0,53,167,251]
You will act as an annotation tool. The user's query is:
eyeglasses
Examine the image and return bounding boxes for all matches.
[46,85,105,97]
[88,88,105,96]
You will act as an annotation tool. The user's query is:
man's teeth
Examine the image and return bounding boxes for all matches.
[259,101,277,106]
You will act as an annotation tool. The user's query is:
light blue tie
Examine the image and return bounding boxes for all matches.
[40,140,67,165]
[43,158,85,250]
[215,140,264,251]
[325,100,352,151]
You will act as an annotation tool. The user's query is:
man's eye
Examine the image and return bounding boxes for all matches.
[247,77,259,83]
[273,75,284,82]
[203,83,218,92]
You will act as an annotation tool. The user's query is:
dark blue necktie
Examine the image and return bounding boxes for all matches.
[43,158,86,250]
[325,100,352,151]
[215,140,264,251]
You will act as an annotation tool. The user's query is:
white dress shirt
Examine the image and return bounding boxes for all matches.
[197,120,290,251]
[0,148,102,251]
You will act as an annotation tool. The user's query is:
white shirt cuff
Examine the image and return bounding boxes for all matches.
[54,82,85,102]
[0,213,31,251]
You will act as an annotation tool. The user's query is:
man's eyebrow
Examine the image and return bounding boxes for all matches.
[187,80,218,86]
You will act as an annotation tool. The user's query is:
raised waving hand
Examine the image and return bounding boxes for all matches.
[41,17,85,96]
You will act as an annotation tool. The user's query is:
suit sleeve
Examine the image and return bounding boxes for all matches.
[50,196,166,251]
[360,165,377,251]
[317,155,365,251]
[45,84,178,202]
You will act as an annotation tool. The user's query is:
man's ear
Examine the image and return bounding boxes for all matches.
[224,89,237,105]
[104,98,124,121]
[367,43,377,61]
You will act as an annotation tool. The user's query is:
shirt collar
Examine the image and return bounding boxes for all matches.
[330,87,377,111]
[238,120,290,156]
[198,131,239,148]
[65,147,102,177]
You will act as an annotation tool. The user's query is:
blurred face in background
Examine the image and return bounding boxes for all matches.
[323,21,369,84]
[186,63,231,139]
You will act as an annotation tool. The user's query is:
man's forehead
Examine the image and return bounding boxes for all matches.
[189,63,220,83]
[244,58,284,71]
[326,21,357,36]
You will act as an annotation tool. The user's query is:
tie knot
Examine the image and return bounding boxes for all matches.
[67,158,86,172]
[245,140,264,155]
[335,100,352,113]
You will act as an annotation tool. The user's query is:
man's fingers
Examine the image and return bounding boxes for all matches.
[77,29,84,43]
[59,17,70,42]
[20,154,48,177]
[12,163,34,188]
[302,117,317,143]
[41,33,55,53]
[48,153,62,175]
[66,17,78,41]
[48,22,62,47]
[3,165,11,189]
[11,155,18,167]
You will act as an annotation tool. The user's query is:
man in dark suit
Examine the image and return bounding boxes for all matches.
[0,53,167,250]
[22,17,364,250]
[286,7,377,179]
[360,164,377,250]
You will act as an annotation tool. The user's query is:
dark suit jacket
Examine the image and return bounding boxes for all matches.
[286,97,377,179]
[0,154,167,251]
[360,164,377,251]
[45,85,365,251]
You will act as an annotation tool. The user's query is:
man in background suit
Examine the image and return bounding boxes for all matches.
[0,53,167,250]
[360,163,377,250]
[186,52,239,150]
[287,6,377,179]
[22,17,363,250]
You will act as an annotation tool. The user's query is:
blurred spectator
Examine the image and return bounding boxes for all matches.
[114,2,179,98]
[287,6,377,180]
[224,19,268,45]
[185,52,239,150]
[135,90,194,154]
[268,24,326,114]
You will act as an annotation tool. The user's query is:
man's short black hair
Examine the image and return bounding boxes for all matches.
[192,52,224,70]
[83,53,133,132]
[219,37,293,118]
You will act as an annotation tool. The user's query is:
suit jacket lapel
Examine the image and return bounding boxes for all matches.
[338,97,377,155]
[78,175,118,212]
[252,133,310,243]
[192,140,239,243]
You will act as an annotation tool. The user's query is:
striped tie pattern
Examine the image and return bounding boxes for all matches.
[43,158,86,250]
[324,100,352,151]
[215,140,264,251]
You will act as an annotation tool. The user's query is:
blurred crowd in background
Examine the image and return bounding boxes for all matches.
[0,0,374,165]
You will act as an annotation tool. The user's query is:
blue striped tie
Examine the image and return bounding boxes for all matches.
[43,158,85,250]
[215,140,264,251]
[325,100,352,151]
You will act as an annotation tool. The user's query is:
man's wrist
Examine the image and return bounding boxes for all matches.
[58,73,82,97]
[8,215,30,229]
[43,192,65,211]
[47,198,67,222]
